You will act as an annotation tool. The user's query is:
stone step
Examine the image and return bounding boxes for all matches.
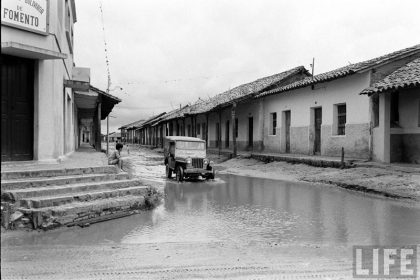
[1,165,118,180]
[1,173,130,191]
[20,186,149,208]
[18,195,149,228]
[2,179,144,202]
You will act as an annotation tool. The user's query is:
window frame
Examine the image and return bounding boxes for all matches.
[336,104,346,136]
[270,112,277,136]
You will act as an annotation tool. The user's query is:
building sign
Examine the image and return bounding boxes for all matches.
[1,0,48,35]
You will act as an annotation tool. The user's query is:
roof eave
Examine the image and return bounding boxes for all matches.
[356,50,420,73]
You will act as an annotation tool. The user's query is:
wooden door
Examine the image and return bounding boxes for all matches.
[248,117,253,148]
[1,55,34,161]
[285,111,291,153]
[314,108,322,154]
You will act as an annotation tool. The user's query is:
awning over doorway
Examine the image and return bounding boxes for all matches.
[89,86,121,119]
[74,86,121,119]
[1,42,67,60]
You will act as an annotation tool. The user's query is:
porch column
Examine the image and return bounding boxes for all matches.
[378,92,391,163]
[96,101,101,152]
[232,103,237,157]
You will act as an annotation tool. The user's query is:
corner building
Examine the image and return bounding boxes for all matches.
[2,0,82,162]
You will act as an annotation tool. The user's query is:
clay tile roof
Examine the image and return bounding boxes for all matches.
[158,105,191,122]
[188,66,308,115]
[119,120,141,130]
[135,112,167,129]
[257,44,420,97]
[360,58,420,95]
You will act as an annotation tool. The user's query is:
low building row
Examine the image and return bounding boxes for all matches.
[121,45,420,163]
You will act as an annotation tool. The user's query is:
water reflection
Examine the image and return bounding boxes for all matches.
[2,174,420,247]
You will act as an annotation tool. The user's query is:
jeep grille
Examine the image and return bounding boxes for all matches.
[192,158,204,168]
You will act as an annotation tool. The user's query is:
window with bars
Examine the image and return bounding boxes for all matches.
[337,104,346,135]
[270,112,277,135]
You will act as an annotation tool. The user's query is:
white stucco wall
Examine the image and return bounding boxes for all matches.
[261,72,371,157]
[2,0,77,161]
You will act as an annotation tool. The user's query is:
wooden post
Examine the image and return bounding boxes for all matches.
[96,101,101,152]
[341,147,345,168]
[106,116,109,155]
[232,103,237,157]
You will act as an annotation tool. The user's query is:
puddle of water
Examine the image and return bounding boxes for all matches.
[3,174,420,247]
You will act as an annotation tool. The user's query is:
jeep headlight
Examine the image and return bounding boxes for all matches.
[186,158,192,165]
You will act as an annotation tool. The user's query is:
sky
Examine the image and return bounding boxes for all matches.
[73,0,420,133]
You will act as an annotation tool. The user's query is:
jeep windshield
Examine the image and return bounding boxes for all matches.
[176,141,205,150]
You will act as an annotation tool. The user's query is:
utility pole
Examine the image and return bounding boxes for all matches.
[106,115,116,156]
[310,58,315,78]
[106,116,109,155]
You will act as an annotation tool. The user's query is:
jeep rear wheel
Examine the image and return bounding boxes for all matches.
[176,166,184,182]
[166,164,172,178]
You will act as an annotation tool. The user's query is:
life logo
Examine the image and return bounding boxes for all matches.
[353,245,417,278]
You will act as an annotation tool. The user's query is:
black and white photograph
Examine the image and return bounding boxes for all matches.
[1,0,420,279]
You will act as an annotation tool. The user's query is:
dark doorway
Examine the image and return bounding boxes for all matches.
[225,120,230,148]
[248,117,253,148]
[1,55,34,161]
[314,108,322,154]
[215,123,219,148]
[284,111,291,153]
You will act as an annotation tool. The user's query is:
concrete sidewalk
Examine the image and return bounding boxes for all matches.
[1,144,107,172]
[208,148,357,168]
[208,148,420,171]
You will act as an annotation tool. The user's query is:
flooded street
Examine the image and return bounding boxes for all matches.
[3,174,420,247]
[2,173,420,279]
